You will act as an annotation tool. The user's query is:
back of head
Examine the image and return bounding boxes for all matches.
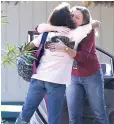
[48,2,75,29]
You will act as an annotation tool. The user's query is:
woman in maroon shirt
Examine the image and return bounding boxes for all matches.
[65,6,109,124]
[37,5,109,124]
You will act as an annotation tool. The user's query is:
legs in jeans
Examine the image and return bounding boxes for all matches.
[15,79,46,124]
[15,78,66,124]
[66,69,109,124]
[84,70,109,124]
[46,83,66,124]
[66,75,85,124]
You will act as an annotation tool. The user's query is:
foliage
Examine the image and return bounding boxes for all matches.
[1,15,8,24]
[83,1,114,7]
[1,10,36,67]
[1,42,37,67]
[1,1,27,5]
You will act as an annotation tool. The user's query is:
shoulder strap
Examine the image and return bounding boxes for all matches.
[40,32,48,45]
[34,32,48,57]
[33,32,48,74]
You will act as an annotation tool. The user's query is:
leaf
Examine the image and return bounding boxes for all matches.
[24,50,37,53]
[1,21,8,24]
[21,42,31,52]
[1,15,8,24]
[8,60,16,67]
[2,58,10,67]
[6,42,12,51]
[2,55,16,67]
[1,41,38,68]
[7,47,17,56]
[1,16,7,18]
[28,55,37,60]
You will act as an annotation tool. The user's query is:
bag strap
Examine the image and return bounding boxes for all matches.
[33,32,48,74]
[40,32,48,46]
[34,32,48,57]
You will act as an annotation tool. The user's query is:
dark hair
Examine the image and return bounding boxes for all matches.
[48,3,75,29]
[71,6,91,25]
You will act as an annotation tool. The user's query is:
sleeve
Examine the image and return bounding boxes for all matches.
[35,25,38,32]
[31,33,43,47]
[74,30,95,62]
[71,23,92,45]
[35,25,41,35]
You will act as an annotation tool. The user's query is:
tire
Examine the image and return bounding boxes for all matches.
[109,111,114,124]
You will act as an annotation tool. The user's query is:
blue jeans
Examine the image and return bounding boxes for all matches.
[15,78,66,124]
[66,69,109,124]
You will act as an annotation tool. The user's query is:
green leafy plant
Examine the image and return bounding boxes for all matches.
[1,11,37,67]
[83,1,114,7]
[1,1,28,6]
[1,42,37,67]
[1,15,8,24]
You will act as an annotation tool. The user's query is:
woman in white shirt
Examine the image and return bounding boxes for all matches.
[15,2,92,124]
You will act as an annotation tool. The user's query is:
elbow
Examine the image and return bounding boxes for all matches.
[37,24,45,33]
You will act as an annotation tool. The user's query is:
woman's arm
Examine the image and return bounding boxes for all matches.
[38,24,57,33]
[48,24,92,58]
[37,23,71,34]
[63,30,95,60]
[48,30,95,59]
[24,33,43,52]
[37,20,100,33]
[63,46,77,58]
[74,30,95,62]
[38,23,95,50]
[48,41,77,58]
[38,22,98,58]
[71,23,92,44]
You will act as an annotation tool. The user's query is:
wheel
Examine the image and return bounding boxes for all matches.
[109,111,114,124]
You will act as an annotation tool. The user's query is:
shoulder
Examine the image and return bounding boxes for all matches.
[88,29,95,36]
[84,29,95,40]
[76,23,92,31]
[87,29,95,39]
[80,29,95,43]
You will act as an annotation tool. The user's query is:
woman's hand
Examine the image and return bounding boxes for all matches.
[92,20,101,29]
[48,39,66,52]
[48,38,77,58]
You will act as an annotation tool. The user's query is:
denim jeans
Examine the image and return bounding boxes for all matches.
[15,78,66,124]
[66,69,109,124]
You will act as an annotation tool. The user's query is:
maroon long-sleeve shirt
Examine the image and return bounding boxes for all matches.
[72,30,101,77]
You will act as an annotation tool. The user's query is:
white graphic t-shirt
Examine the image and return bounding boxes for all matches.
[31,24,92,85]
